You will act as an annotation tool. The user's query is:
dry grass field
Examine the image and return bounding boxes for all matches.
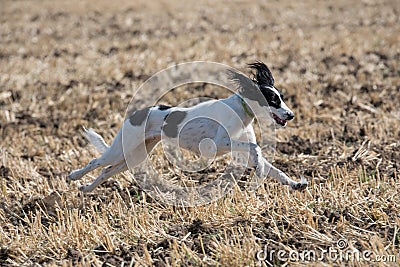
[1,0,399,266]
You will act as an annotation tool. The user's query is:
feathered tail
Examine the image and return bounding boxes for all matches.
[82,127,109,154]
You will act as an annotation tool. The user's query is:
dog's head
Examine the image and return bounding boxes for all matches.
[247,61,294,127]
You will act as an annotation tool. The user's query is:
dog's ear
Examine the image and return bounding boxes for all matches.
[227,69,268,107]
[248,61,274,87]
[227,69,259,92]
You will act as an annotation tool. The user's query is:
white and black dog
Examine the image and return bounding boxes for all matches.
[68,61,307,192]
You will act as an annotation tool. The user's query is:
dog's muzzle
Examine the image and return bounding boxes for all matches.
[271,111,294,127]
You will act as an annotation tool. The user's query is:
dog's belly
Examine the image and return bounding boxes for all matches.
[175,118,221,153]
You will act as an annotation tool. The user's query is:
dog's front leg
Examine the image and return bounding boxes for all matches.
[243,147,307,191]
[213,138,307,191]
[212,139,265,176]
[261,158,307,191]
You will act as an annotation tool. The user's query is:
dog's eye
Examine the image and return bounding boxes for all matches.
[260,86,281,108]
[267,92,281,107]
[271,92,280,102]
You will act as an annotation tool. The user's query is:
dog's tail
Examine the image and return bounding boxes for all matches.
[82,127,109,154]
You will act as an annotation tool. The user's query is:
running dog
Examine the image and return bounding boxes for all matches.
[68,61,307,192]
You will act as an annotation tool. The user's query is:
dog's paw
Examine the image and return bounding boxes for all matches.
[79,184,92,193]
[291,176,308,191]
[68,170,81,181]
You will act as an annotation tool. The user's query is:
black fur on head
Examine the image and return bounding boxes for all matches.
[248,61,275,87]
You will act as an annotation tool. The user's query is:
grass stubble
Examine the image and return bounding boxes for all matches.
[0,0,399,266]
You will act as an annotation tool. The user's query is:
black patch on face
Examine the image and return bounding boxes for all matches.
[260,85,281,109]
[163,111,187,138]
[129,107,150,126]
[240,84,282,109]
[157,105,172,110]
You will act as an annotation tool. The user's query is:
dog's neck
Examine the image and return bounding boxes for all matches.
[222,94,255,127]
[240,97,254,118]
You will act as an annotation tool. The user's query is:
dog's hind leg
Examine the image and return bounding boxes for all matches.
[68,142,123,181]
[79,136,161,192]
[79,160,128,192]
[68,158,107,181]
[68,127,126,181]
[68,129,114,181]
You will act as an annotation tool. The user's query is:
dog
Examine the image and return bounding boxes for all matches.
[68,61,307,193]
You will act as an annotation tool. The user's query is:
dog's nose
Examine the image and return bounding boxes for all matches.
[286,112,294,120]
